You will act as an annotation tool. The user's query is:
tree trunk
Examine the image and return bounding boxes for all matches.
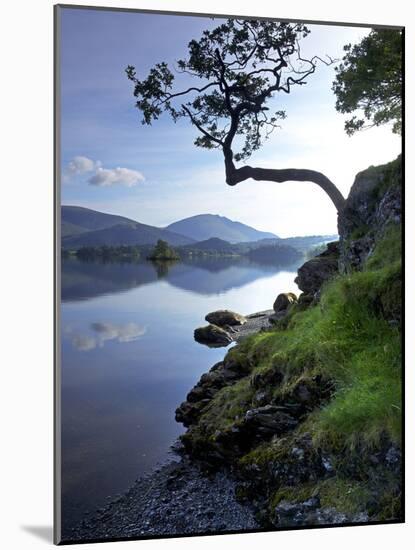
[224,160,346,212]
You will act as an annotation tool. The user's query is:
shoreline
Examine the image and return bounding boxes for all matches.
[66,449,260,542]
[65,309,272,542]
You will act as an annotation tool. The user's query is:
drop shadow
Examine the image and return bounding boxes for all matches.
[21,525,53,543]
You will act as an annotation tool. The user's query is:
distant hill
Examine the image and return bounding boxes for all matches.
[246,244,302,265]
[61,221,89,238]
[181,237,237,254]
[235,235,338,253]
[61,205,142,233]
[62,223,194,248]
[61,206,336,252]
[179,237,301,267]
[166,214,279,243]
[61,206,195,248]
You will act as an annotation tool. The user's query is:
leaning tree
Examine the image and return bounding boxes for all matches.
[126,19,346,212]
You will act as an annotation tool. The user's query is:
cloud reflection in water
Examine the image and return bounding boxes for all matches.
[67,322,147,351]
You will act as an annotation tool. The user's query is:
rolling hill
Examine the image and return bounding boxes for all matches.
[166,214,279,243]
[181,237,237,253]
[62,205,138,232]
[61,206,336,253]
[61,206,195,248]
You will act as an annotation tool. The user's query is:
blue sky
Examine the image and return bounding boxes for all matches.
[59,7,401,237]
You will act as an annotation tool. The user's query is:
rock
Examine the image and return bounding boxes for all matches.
[175,400,209,427]
[338,156,401,272]
[244,405,298,436]
[268,311,288,325]
[205,310,247,326]
[385,445,401,468]
[175,354,256,429]
[69,458,259,540]
[274,497,366,528]
[195,310,274,346]
[252,390,271,407]
[273,292,297,313]
[223,353,253,377]
[297,293,314,308]
[295,242,339,296]
[274,496,320,526]
[250,367,283,390]
[266,433,327,486]
[194,324,233,347]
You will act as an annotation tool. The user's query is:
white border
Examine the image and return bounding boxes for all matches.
[1,1,413,549]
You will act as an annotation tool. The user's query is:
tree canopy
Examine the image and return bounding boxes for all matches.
[147,239,180,261]
[333,29,402,136]
[126,19,346,211]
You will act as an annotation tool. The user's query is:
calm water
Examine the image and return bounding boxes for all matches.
[60,257,300,530]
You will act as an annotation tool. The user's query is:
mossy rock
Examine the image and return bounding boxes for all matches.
[205,309,247,326]
[194,324,233,347]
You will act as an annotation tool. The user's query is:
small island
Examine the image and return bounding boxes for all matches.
[147,239,180,261]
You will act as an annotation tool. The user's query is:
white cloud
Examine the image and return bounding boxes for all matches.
[66,155,98,175]
[63,156,145,188]
[88,167,145,187]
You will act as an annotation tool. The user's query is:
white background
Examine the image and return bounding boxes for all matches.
[1,0,413,548]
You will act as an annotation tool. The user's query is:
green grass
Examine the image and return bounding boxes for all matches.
[194,222,402,454]
[183,221,402,521]
[199,378,253,433]
[365,223,402,271]
[367,155,401,201]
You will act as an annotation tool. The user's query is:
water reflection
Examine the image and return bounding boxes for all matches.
[60,256,300,532]
[62,256,301,302]
[66,322,147,351]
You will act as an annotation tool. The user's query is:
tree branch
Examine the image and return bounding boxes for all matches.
[225,163,346,211]
[181,104,224,146]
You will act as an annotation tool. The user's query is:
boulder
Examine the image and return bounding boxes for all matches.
[205,310,247,326]
[194,324,233,347]
[295,242,339,296]
[273,292,297,313]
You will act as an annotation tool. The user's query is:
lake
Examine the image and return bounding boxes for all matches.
[60,256,301,531]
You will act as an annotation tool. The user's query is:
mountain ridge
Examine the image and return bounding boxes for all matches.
[61,206,195,248]
[166,214,279,243]
[61,206,337,251]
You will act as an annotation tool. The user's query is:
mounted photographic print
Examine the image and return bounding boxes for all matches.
[54,4,404,544]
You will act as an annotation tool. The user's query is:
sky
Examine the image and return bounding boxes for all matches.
[59,7,401,237]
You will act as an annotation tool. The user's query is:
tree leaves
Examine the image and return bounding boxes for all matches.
[332,30,402,135]
[126,19,314,160]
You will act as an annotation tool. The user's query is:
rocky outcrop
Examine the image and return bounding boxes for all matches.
[338,156,401,272]
[176,354,254,427]
[177,157,402,530]
[205,310,247,326]
[294,242,339,297]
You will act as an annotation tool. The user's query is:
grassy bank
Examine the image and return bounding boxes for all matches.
[181,221,402,523]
